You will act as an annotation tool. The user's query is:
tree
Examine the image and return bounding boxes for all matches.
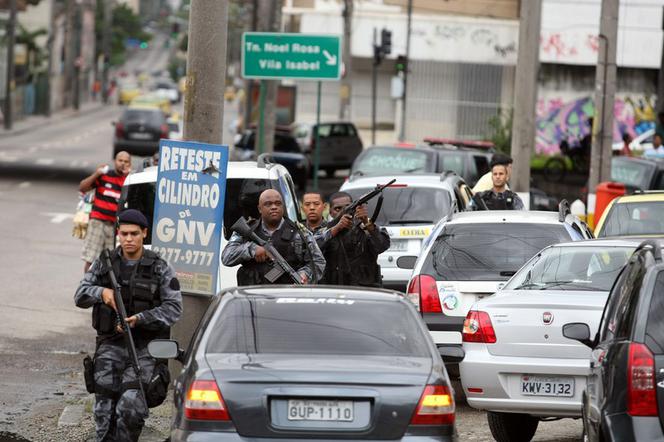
[487,108,513,154]
[94,1,152,67]
[339,0,353,120]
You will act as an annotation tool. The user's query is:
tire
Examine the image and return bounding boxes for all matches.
[487,411,539,442]
[543,157,567,182]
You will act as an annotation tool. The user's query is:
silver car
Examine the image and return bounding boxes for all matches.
[459,239,640,442]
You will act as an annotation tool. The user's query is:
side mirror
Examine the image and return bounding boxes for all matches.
[562,323,594,348]
[396,256,417,270]
[148,339,184,362]
[438,346,465,363]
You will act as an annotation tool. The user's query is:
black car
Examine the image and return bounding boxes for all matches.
[351,145,491,187]
[563,239,664,442]
[233,129,309,190]
[293,122,363,177]
[113,107,168,157]
[149,286,463,441]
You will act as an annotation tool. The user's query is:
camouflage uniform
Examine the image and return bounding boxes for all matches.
[75,248,182,442]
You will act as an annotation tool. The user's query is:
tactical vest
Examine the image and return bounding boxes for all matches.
[476,190,518,210]
[322,225,382,287]
[236,219,304,286]
[92,248,167,342]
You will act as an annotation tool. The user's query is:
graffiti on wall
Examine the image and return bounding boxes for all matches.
[535,95,657,155]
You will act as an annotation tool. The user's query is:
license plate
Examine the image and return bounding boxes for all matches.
[521,376,574,397]
[129,132,152,140]
[287,399,354,422]
[389,239,409,252]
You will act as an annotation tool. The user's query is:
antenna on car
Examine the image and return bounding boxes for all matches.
[558,199,571,222]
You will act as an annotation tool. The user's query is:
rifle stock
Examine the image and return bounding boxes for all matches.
[102,249,149,409]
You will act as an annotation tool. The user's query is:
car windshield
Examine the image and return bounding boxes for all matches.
[600,201,664,236]
[206,297,430,357]
[439,152,465,176]
[352,148,435,175]
[123,110,163,124]
[611,158,655,189]
[344,186,452,226]
[425,223,571,281]
[504,246,635,292]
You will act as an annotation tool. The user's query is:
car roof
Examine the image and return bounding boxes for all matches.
[443,210,568,225]
[342,174,452,189]
[550,237,648,248]
[613,192,664,203]
[228,285,405,302]
[362,144,435,153]
[123,161,288,185]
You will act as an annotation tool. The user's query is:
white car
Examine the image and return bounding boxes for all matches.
[459,238,639,442]
[406,207,594,350]
[120,159,301,291]
[339,174,459,291]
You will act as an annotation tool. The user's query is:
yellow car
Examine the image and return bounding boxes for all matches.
[595,192,664,237]
[129,93,171,116]
[118,81,141,105]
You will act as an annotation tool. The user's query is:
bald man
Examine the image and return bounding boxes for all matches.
[221,189,325,285]
[79,151,132,272]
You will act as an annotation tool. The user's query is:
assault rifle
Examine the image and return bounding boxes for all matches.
[101,249,148,409]
[231,217,303,285]
[330,178,396,225]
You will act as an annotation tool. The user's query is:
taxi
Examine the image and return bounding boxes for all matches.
[118,80,142,105]
[594,191,664,237]
[129,92,172,116]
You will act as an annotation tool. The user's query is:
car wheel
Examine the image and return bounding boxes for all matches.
[487,411,539,442]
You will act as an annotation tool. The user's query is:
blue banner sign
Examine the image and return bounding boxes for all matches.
[152,139,229,295]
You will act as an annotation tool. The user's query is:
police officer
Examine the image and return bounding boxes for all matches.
[302,190,353,248]
[221,189,325,285]
[321,191,390,287]
[75,209,182,442]
[472,159,525,210]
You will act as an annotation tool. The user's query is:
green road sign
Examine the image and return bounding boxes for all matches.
[242,32,341,81]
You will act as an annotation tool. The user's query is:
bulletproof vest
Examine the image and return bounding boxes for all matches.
[322,224,382,287]
[92,249,166,341]
[236,219,305,286]
[478,190,516,210]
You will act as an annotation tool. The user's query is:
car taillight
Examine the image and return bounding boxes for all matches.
[410,385,455,425]
[627,343,657,416]
[184,380,230,421]
[462,310,496,344]
[115,122,124,138]
[160,124,169,138]
[407,275,441,313]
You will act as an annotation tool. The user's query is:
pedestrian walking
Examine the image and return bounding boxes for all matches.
[321,192,390,287]
[221,189,325,285]
[471,158,524,210]
[79,151,132,273]
[75,209,182,442]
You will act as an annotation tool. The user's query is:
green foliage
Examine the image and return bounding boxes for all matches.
[487,108,513,155]
[95,1,152,67]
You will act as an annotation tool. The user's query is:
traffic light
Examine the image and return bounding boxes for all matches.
[380,29,392,56]
[395,54,407,74]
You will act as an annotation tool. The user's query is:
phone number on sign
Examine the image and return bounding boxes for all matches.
[152,246,215,266]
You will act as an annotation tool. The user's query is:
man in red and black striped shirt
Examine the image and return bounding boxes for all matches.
[79,151,132,272]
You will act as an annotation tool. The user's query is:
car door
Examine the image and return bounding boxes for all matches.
[644,270,664,431]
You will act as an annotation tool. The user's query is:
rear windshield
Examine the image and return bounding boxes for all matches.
[345,186,452,226]
[424,223,571,281]
[600,201,664,237]
[611,158,655,190]
[646,272,664,354]
[122,177,299,242]
[353,148,436,175]
[206,297,430,357]
[504,246,635,292]
[123,109,164,125]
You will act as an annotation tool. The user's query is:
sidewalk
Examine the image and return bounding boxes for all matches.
[1,101,107,138]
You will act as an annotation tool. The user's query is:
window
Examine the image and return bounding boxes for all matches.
[439,153,465,176]
[601,256,646,340]
[424,223,571,281]
[222,178,278,239]
[315,124,332,138]
[122,183,156,244]
[645,271,664,354]
[353,148,435,175]
[601,202,664,237]
[206,298,430,357]
[598,265,629,342]
[330,124,349,137]
[611,158,654,190]
[274,134,300,153]
[473,155,490,176]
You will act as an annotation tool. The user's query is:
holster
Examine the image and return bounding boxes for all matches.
[83,354,95,394]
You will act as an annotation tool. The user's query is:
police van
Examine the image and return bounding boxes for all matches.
[339,174,467,291]
[119,157,301,291]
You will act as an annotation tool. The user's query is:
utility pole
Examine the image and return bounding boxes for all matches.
[3,0,16,130]
[63,0,75,108]
[173,0,228,374]
[101,0,112,104]
[338,0,353,120]
[658,6,664,112]
[256,0,282,154]
[72,2,81,111]
[46,0,57,117]
[509,0,541,207]
[398,0,413,142]
[588,0,619,227]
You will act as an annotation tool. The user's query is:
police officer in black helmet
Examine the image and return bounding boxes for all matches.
[471,156,525,210]
[75,209,182,441]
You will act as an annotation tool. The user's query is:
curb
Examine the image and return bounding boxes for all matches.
[2,104,108,138]
[57,405,84,427]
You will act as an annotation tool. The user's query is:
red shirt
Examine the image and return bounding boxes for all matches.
[89,170,127,223]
